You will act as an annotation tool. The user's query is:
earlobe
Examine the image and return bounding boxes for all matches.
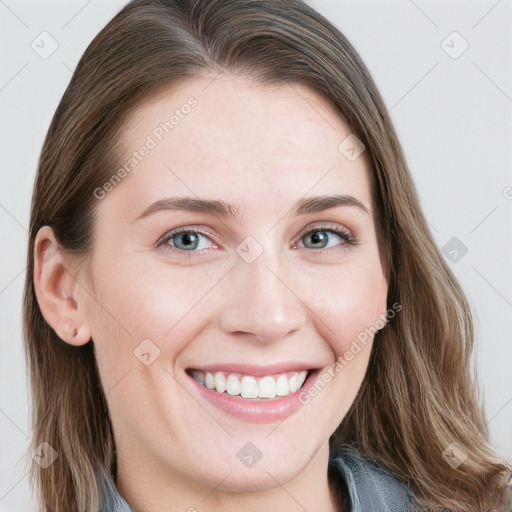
[33,226,91,346]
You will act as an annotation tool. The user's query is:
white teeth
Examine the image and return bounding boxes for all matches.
[214,372,226,393]
[226,374,240,396]
[275,374,289,396]
[191,369,309,399]
[258,376,276,398]
[240,376,259,398]
[295,370,307,390]
[288,374,298,393]
[205,372,215,389]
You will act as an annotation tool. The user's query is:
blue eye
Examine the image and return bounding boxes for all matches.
[157,224,357,257]
[298,226,355,250]
[158,228,215,254]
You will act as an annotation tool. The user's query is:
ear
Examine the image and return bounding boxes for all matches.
[33,225,91,346]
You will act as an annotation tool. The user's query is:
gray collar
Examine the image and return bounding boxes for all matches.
[330,445,412,512]
[99,446,412,512]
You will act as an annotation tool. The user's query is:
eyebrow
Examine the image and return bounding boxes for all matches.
[132,194,370,222]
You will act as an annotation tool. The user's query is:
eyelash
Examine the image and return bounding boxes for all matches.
[156,223,357,257]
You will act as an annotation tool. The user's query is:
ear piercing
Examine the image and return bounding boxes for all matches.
[62,324,78,339]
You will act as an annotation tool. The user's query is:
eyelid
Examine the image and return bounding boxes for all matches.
[157,221,358,255]
[294,222,357,250]
[156,225,217,250]
[296,220,353,237]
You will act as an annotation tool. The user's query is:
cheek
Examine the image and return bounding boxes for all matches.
[87,255,224,376]
[307,259,385,355]
[292,261,385,433]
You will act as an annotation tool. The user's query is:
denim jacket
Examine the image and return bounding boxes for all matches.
[99,446,412,512]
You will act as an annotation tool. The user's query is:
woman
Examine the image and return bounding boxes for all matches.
[23,0,511,511]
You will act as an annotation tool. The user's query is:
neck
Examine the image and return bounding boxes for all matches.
[115,440,341,512]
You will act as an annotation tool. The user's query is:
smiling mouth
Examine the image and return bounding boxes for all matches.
[186,369,312,400]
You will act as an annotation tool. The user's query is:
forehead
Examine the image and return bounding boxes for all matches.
[106,76,372,218]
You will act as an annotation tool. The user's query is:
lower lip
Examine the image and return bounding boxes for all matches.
[187,370,320,423]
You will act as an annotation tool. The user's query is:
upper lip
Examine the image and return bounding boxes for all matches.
[186,362,320,376]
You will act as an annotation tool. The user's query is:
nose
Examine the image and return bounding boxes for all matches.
[216,249,307,344]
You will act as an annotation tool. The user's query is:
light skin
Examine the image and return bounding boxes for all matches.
[33,75,388,512]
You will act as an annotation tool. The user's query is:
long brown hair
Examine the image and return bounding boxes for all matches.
[23,0,511,510]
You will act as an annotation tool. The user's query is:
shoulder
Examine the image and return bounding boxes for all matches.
[493,476,512,512]
[331,445,413,512]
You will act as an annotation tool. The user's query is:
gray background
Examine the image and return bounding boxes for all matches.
[1,0,511,510]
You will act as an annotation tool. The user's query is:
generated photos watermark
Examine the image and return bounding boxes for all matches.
[298,302,402,405]
[93,96,198,200]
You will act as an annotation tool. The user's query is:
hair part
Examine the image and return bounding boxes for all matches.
[23,0,510,510]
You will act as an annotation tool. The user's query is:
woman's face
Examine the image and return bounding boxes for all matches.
[83,76,388,500]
